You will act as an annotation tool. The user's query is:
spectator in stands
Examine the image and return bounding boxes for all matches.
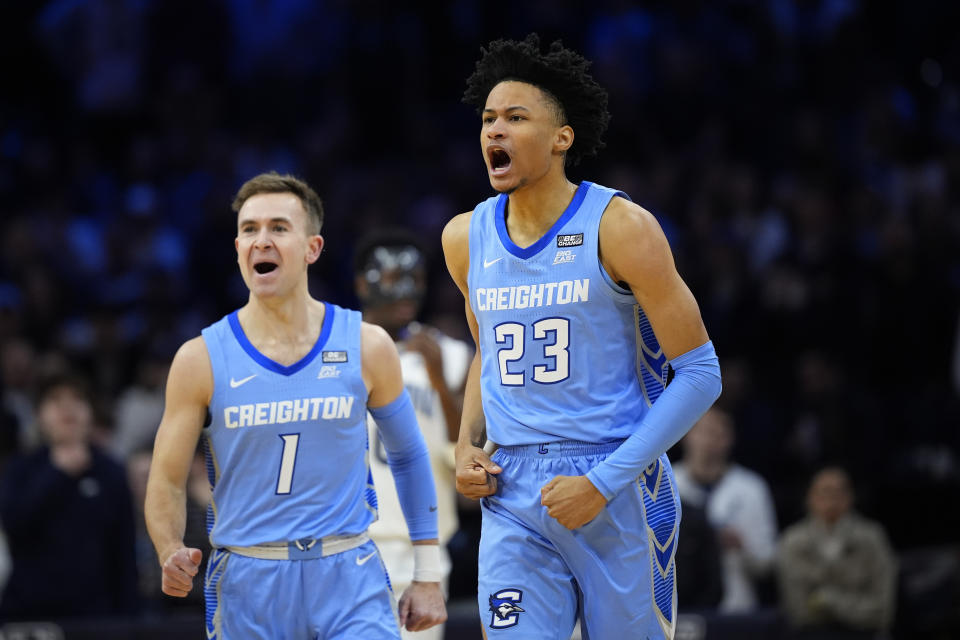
[1,338,38,450]
[0,371,139,619]
[778,466,897,638]
[674,406,779,612]
[111,347,170,461]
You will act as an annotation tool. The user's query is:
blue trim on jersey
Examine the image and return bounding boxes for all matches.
[227,305,335,376]
[587,340,721,499]
[495,181,591,259]
[642,457,679,629]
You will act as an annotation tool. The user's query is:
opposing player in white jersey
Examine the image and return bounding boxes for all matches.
[443,36,722,639]
[145,172,446,639]
[354,228,472,640]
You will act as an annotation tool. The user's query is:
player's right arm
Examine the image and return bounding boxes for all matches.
[441,211,501,499]
[144,336,212,597]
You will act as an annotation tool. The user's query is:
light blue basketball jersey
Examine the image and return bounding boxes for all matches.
[200,304,376,548]
[468,181,669,446]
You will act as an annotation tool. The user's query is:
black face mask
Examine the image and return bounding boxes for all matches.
[361,245,426,307]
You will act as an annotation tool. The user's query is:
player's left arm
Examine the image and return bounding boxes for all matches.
[541,197,722,529]
[362,322,447,631]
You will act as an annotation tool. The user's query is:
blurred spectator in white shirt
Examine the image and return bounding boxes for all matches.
[674,406,779,612]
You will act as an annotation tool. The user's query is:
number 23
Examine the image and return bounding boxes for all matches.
[494,317,570,385]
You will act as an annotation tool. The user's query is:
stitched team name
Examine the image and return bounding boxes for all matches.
[475,279,589,311]
[224,396,355,428]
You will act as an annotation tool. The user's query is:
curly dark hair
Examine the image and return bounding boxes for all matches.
[462,33,610,166]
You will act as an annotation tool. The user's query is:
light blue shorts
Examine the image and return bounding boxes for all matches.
[478,442,680,640]
[204,539,400,639]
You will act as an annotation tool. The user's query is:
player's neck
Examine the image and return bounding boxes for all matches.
[240,291,324,342]
[505,173,578,247]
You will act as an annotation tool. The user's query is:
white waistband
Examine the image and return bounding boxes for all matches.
[226,532,370,560]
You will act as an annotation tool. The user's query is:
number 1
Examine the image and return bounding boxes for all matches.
[276,433,300,494]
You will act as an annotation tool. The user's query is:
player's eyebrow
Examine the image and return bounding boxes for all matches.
[482,105,531,114]
[238,216,292,227]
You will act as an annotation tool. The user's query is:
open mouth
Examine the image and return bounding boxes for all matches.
[488,148,512,174]
[253,261,278,275]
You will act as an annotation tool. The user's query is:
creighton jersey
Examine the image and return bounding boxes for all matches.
[468,181,668,446]
[200,304,374,548]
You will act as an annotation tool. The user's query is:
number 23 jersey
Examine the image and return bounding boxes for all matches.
[468,181,668,446]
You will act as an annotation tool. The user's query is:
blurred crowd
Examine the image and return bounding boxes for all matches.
[0,0,958,637]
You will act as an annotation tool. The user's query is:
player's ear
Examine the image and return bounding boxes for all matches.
[306,235,324,264]
[554,125,574,155]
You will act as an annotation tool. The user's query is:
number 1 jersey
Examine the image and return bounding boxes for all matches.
[200,304,375,548]
[468,181,668,446]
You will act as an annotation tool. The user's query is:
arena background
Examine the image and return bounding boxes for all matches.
[0,1,958,638]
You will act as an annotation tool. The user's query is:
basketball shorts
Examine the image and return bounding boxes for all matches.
[204,539,400,639]
[477,441,680,640]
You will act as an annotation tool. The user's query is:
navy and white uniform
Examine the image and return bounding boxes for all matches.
[200,304,399,639]
[469,182,680,639]
[367,328,470,640]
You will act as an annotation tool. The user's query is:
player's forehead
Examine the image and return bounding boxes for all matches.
[237,192,307,226]
[484,80,554,113]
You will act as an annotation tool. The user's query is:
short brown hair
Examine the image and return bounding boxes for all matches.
[231,172,324,234]
[35,371,91,409]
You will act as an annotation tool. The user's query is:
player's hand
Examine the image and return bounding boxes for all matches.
[160,546,203,597]
[541,475,607,529]
[398,581,447,631]
[455,444,501,499]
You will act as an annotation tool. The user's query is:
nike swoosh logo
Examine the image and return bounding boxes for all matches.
[356,551,377,566]
[229,374,257,388]
[429,505,438,512]
[483,257,503,268]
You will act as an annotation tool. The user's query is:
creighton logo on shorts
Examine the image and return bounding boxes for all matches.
[489,589,525,629]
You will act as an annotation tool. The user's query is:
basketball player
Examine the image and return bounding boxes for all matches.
[441,35,722,639]
[354,229,472,640]
[145,172,446,638]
